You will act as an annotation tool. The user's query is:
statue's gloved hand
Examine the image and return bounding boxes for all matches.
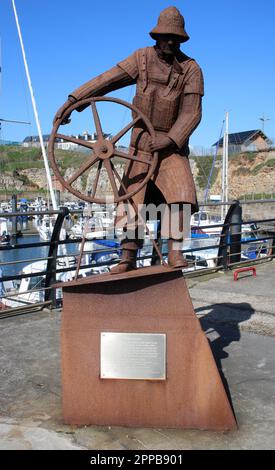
[148,135,176,153]
[52,97,76,126]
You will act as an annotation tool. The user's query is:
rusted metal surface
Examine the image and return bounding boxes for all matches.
[50,7,204,269]
[150,6,190,42]
[51,7,203,209]
[48,97,158,205]
[53,9,236,430]
[50,6,203,209]
[60,266,237,430]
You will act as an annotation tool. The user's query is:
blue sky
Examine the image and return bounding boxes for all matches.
[0,0,275,149]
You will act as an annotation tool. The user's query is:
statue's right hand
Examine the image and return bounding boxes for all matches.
[53,100,73,126]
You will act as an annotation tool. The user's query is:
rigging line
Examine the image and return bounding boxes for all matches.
[194,152,213,197]
[13,20,33,134]
[0,37,2,98]
[119,85,134,142]
[11,0,57,210]
[0,38,3,143]
[201,118,225,212]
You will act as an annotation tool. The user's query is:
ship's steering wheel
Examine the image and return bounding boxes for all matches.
[48,96,158,204]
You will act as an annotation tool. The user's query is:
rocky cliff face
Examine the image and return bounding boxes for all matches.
[63,163,125,197]
[0,172,25,191]
[0,171,39,192]
[1,151,274,201]
[210,151,275,199]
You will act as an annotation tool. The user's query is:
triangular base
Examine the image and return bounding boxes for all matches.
[61,266,237,429]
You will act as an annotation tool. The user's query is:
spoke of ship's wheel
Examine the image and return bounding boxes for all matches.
[91,101,104,139]
[104,159,119,199]
[91,160,103,198]
[56,133,94,150]
[67,153,99,185]
[110,160,127,195]
[114,149,152,166]
[110,161,165,264]
[111,116,141,145]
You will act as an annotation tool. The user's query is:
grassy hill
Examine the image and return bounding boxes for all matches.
[192,155,220,190]
[0,145,126,174]
[0,145,89,172]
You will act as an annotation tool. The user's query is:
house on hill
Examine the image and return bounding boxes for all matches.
[22,134,51,147]
[213,130,271,156]
[22,132,111,150]
[56,131,111,151]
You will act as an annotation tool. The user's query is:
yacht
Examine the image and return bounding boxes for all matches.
[70,211,114,240]
[1,257,108,309]
[0,218,11,245]
[37,216,55,240]
[191,211,224,235]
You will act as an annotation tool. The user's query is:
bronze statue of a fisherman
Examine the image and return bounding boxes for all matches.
[55,6,204,273]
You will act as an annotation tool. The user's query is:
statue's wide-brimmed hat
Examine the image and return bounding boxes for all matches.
[150,6,189,43]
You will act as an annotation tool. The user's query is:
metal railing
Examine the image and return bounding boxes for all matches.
[0,200,275,316]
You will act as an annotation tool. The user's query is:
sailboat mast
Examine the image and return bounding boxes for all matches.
[0,37,2,142]
[0,37,2,97]
[11,0,57,210]
[221,111,229,219]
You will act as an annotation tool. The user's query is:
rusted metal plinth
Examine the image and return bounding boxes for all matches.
[59,266,237,430]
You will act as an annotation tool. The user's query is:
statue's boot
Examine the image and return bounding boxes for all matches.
[110,247,138,274]
[168,239,188,268]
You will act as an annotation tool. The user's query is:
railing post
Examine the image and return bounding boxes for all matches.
[271,231,275,257]
[11,194,18,238]
[220,234,229,270]
[217,201,240,270]
[229,200,242,264]
[45,207,69,308]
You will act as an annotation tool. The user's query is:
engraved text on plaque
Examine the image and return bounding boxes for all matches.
[100,332,166,380]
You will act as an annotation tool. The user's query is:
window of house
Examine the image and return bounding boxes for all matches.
[246,143,257,151]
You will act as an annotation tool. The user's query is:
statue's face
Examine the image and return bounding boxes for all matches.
[155,34,181,56]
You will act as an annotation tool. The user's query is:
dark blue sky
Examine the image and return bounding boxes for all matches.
[1,0,275,149]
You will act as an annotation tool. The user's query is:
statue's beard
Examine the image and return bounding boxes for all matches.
[155,44,176,63]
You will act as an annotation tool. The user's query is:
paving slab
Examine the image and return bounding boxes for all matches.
[189,261,275,336]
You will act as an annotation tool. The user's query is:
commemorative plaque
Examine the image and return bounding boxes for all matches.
[100,332,166,380]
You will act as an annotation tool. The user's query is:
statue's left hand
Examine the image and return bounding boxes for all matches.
[148,135,175,152]
[53,98,76,126]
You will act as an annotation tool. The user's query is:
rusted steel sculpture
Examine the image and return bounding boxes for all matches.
[52,7,237,430]
[50,6,204,273]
